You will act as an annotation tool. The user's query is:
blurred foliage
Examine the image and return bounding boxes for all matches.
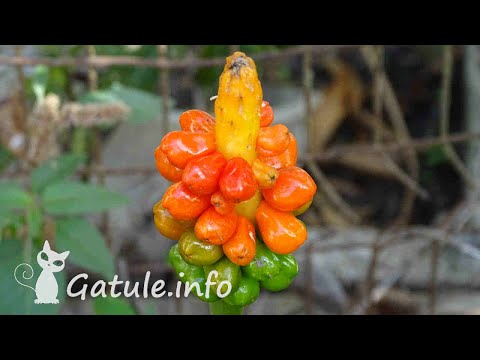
[420,145,449,185]
[0,145,13,172]
[80,82,168,123]
[94,296,136,315]
[425,145,449,167]
[0,154,128,314]
[31,45,293,104]
[0,240,67,315]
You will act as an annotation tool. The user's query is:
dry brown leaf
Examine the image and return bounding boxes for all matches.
[311,60,364,151]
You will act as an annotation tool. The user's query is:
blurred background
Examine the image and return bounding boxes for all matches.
[1,45,479,315]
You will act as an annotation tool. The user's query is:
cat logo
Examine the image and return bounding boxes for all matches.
[14,241,70,305]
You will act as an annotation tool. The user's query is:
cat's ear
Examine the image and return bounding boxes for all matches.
[43,240,51,252]
[58,251,70,261]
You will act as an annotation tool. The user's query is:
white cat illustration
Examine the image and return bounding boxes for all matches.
[14,241,69,304]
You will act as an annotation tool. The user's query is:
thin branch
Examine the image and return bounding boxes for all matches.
[0,45,358,70]
[349,191,480,314]
[302,131,480,163]
[361,45,420,225]
[157,45,170,135]
[439,45,477,188]
[86,45,98,91]
[303,49,315,152]
[3,131,480,179]
[378,150,429,200]
[429,239,441,314]
[306,160,361,224]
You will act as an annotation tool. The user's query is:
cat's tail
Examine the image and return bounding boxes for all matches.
[14,263,36,293]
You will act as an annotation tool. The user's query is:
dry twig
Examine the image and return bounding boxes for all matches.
[360,45,420,225]
[306,160,361,224]
[0,45,358,70]
[439,45,477,188]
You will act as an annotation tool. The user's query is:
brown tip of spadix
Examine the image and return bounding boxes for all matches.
[226,52,255,75]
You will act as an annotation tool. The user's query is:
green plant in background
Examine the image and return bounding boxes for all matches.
[0,154,130,315]
[421,144,449,185]
[0,46,172,315]
[80,82,170,123]
[0,145,13,172]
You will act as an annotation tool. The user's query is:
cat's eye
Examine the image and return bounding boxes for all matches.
[53,260,63,266]
[41,252,48,261]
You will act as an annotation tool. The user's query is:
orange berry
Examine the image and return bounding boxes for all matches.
[252,158,279,189]
[260,133,298,170]
[210,191,236,215]
[262,166,317,212]
[153,201,195,240]
[260,101,274,127]
[219,158,257,202]
[256,124,290,157]
[162,182,211,221]
[182,152,226,195]
[179,110,215,133]
[223,216,256,266]
[194,207,238,245]
[154,146,183,182]
[160,131,216,169]
[256,201,307,255]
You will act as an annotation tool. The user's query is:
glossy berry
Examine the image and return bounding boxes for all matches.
[194,206,238,245]
[256,124,290,157]
[262,166,317,212]
[182,152,227,195]
[160,131,216,169]
[179,110,215,133]
[256,201,307,255]
[252,158,279,189]
[260,133,298,170]
[223,216,256,266]
[154,146,183,182]
[210,191,236,215]
[219,157,257,202]
[260,101,274,127]
[153,201,195,240]
[162,182,211,221]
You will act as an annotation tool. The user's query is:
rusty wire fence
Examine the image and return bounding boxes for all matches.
[1,45,479,315]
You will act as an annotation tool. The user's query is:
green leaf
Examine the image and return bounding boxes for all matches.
[93,296,136,315]
[55,218,115,279]
[0,182,33,212]
[0,240,65,315]
[80,83,163,123]
[31,153,85,193]
[42,181,128,215]
[0,209,15,229]
[0,145,13,172]
[425,145,448,167]
[26,204,43,240]
[31,65,49,101]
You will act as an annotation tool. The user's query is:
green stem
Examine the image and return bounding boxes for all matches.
[209,300,244,315]
[72,127,89,157]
